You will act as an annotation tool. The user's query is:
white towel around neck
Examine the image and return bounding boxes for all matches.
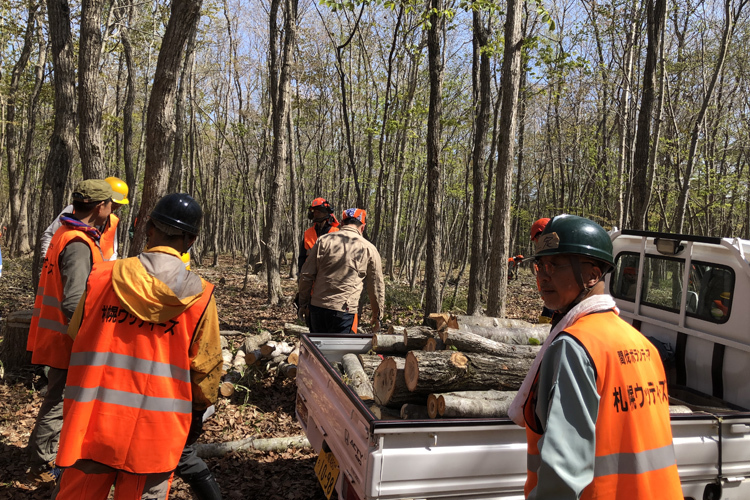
[508,294,619,427]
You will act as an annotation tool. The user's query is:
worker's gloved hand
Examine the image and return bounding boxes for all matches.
[298,305,309,323]
[371,317,381,333]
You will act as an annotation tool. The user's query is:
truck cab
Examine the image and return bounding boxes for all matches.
[607,230,750,410]
[607,230,750,499]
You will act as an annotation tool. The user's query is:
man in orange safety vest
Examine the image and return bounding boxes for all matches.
[51,193,223,499]
[507,215,682,499]
[26,179,118,484]
[40,176,130,261]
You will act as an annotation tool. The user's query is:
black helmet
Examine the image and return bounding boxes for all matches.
[535,214,614,268]
[150,193,203,235]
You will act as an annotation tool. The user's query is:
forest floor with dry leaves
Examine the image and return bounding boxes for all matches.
[0,253,543,499]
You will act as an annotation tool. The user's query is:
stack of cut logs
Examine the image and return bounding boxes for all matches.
[339,314,550,420]
[219,329,301,397]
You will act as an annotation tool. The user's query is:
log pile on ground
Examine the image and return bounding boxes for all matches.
[219,329,300,397]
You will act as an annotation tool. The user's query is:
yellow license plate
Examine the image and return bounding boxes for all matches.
[314,445,340,499]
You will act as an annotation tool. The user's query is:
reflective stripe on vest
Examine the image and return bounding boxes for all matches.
[99,214,119,260]
[65,385,193,414]
[56,259,215,474]
[69,351,191,383]
[27,226,102,369]
[523,310,682,499]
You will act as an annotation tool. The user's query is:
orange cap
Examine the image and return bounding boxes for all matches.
[342,208,366,225]
[530,218,551,242]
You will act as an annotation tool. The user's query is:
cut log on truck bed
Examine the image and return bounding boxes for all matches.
[439,391,516,418]
[402,326,441,349]
[357,354,383,379]
[369,403,402,420]
[342,353,374,401]
[442,330,540,358]
[404,351,533,395]
[423,337,445,351]
[427,390,515,418]
[386,325,406,336]
[373,356,425,407]
[372,334,408,354]
[441,325,549,346]
[455,315,536,329]
[400,403,431,419]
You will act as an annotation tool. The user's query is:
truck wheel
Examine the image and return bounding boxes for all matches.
[703,483,722,500]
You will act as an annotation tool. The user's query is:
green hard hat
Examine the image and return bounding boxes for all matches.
[534,214,614,267]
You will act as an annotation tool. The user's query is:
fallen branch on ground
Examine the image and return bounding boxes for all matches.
[194,435,311,458]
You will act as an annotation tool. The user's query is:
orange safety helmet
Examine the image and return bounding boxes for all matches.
[530,218,550,242]
[515,254,524,261]
[308,197,333,220]
[342,208,366,225]
[105,176,129,205]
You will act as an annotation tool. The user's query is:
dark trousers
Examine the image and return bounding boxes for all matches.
[309,304,355,334]
[28,367,67,468]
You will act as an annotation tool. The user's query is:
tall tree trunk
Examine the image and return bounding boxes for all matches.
[486,0,523,317]
[118,1,139,259]
[131,0,204,253]
[674,0,745,232]
[264,0,297,304]
[631,0,667,230]
[34,0,78,282]
[616,0,639,229]
[78,0,106,179]
[423,0,445,319]
[6,1,38,257]
[288,101,300,278]
[169,22,198,193]
[467,10,491,315]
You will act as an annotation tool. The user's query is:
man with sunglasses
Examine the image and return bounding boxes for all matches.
[508,214,682,499]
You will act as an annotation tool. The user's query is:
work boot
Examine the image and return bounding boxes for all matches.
[185,469,223,500]
[26,461,61,486]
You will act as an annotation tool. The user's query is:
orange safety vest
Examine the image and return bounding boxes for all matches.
[303,224,339,251]
[27,226,103,369]
[99,213,119,260]
[523,310,682,499]
[56,260,215,474]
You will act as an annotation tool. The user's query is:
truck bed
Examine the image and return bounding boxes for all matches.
[297,334,750,500]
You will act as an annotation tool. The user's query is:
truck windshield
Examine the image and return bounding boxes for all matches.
[611,252,735,324]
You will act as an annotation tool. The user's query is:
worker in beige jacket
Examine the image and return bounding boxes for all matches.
[298,208,385,334]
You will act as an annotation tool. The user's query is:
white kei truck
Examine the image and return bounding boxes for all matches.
[295,230,750,500]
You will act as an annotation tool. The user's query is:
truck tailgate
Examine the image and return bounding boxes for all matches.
[297,335,528,499]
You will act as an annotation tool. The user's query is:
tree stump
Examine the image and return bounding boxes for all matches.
[0,309,33,374]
